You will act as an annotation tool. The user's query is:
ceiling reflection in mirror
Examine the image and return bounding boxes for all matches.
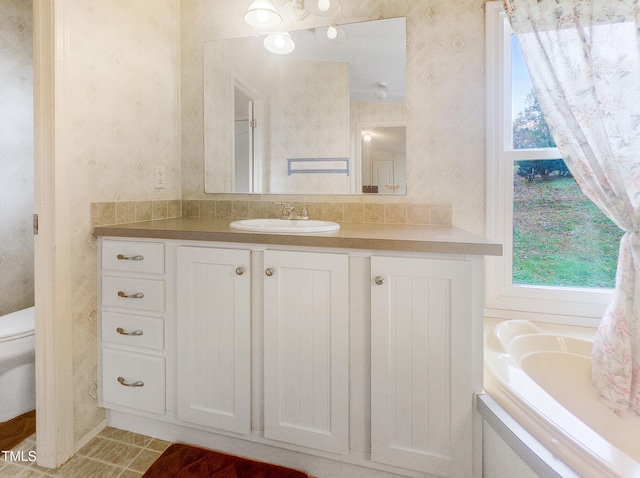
[203,17,406,195]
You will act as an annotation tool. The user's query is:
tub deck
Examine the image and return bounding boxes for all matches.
[484,319,640,478]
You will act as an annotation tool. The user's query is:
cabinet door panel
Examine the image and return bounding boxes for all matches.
[371,256,472,477]
[176,247,251,435]
[263,250,349,455]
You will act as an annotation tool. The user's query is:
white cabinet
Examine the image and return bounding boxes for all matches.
[99,239,166,415]
[263,250,349,455]
[98,236,484,478]
[370,256,474,477]
[176,246,251,435]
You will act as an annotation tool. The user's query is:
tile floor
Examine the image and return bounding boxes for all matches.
[0,427,171,477]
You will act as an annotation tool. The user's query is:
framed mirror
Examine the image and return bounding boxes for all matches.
[203,16,406,194]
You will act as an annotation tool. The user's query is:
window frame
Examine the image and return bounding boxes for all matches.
[484,2,611,327]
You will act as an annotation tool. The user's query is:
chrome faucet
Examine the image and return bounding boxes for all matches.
[274,202,296,219]
[273,202,317,220]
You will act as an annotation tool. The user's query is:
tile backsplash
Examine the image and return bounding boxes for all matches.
[91,199,452,227]
[91,200,182,227]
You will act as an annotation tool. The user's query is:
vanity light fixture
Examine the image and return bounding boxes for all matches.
[374,82,388,100]
[304,0,342,17]
[244,0,282,27]
[264,32,296,54]
[363,133,372,143]
[315,23,347,44]
[327,24,338,39]
[317,0,331,11]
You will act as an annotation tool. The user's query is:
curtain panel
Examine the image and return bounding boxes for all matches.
[502,0,640,416]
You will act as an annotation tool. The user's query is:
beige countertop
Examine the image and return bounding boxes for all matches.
[93,217,502,256]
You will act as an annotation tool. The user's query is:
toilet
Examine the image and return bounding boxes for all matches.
[0,306,36,423]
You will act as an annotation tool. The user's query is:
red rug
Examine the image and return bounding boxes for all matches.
[142,443,312,478]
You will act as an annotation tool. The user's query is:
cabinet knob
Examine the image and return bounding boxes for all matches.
[117,377,144,388]
[265,268,275,277]
[236,267,244,276]
[375,276,385,285]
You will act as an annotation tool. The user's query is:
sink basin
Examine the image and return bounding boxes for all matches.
[229,219,340,233]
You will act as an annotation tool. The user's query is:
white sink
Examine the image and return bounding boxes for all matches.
[229,219,340,233]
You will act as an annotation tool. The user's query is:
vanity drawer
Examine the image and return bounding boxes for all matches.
[102,240,164,275]
[102,276,164,312]
[102,312,163,351]
[102,349,165,414]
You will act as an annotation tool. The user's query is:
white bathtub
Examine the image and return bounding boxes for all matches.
[484,319,640,478]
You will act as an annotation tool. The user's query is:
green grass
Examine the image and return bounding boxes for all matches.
[512,175,622,288]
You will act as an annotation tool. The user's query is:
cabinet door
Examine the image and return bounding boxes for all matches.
[176,247,251,435]
[263,250,349,454]
[371,256,472,477]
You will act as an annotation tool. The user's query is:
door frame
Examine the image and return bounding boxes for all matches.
[232,75,263,193]
[33,0,75,467]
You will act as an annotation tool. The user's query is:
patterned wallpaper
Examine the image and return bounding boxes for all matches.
[63,0,181,442]
[181,0,488,235]
[0,0,34,317]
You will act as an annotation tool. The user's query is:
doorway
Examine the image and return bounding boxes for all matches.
[233,78,262,193]
[357,123,407,195]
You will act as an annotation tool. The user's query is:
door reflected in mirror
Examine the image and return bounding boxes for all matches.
[234,86,254,193]
[359,125,406,195]
[204,17,406,195]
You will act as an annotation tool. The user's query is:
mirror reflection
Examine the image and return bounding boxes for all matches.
[204,17,406,194]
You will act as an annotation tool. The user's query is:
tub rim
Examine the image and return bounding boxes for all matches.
[484,318,640,478]
[0,306,35,342]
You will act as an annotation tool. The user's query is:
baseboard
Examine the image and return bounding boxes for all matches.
[73,418,107,454]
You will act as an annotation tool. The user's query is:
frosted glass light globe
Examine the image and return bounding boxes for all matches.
[317,0,331,12]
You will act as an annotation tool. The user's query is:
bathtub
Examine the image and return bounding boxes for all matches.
[484,319,640,478]
[0,306,36,423]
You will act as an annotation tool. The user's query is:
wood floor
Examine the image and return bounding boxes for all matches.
[0,409,36,452]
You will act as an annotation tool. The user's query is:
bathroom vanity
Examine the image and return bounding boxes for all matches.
[94,218,501,478]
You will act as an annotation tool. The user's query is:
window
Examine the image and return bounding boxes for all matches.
[484,2,621,326]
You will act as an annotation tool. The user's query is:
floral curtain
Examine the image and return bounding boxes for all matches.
[502,0,640,416]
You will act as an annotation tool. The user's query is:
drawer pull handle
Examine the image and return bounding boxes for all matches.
[116,327,143,336]
[236,267,244,276]
[117,376,144,387]
[117,291,145,299]
[265,268,274,277]
[375,276,385,285]
[117,254,144,261]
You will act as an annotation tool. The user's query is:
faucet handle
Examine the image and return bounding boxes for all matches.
[273,201,294,219]
[300,202,318,219]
